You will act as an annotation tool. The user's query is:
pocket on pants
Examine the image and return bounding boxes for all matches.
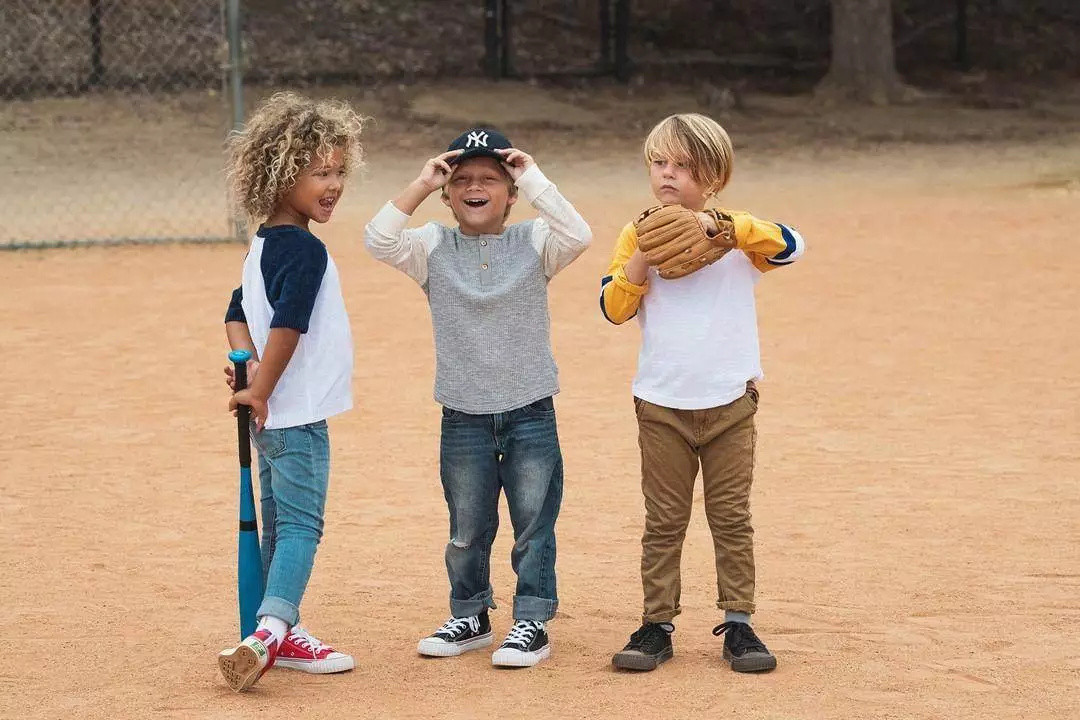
[252,426,287,459]
[633,396,648,419]
[521,396,555,416]
[745,381,759,407]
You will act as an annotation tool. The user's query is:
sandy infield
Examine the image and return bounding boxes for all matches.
[2,86,1079,719]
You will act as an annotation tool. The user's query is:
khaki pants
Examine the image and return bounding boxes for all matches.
[636,384,758,623]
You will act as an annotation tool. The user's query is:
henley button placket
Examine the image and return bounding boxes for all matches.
[479,236,493,285]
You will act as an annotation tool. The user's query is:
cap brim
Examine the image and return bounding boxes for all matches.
[449,148,504,164]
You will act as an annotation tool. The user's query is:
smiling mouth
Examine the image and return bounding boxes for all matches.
[463,198,489,208]
[319,197,337,211]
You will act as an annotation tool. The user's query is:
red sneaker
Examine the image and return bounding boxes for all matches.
[275,626,355,674]
[218,629,280,692]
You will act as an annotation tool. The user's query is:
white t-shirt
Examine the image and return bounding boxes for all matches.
[241,232,353,429]
[633,250,762,410]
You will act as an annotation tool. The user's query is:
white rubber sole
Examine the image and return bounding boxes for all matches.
[275,654,355,674]
[217,644,265,692]
[417,632,494,657]
[492,643,551,668]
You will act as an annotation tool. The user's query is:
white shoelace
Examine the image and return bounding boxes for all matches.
[436,616,480,637]
[288,626,326,654]
[503,620,543,649]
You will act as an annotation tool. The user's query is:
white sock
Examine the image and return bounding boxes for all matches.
[256,615,289,645]
[725,611,751,626]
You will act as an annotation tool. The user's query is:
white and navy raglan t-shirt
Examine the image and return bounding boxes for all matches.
[225,224,353,429]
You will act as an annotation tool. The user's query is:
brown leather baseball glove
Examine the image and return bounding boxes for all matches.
[634,205,737,279]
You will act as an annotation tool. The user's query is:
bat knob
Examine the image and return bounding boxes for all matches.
[229,349,252,363]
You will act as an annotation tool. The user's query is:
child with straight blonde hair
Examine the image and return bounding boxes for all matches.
[602,113,805,673]
[217,92,364,691]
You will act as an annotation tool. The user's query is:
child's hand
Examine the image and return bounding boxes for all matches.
[496,148,534,180]
[416,150,464,192]
[224,360,260,391]
[624,248,650,286]
[696,211,719,236]
[230,389,269,432]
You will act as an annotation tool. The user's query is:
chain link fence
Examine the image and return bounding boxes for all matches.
[0,0,238,249]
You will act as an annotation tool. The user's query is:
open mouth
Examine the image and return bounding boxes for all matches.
[463,198,489,208]
[319,196,337,211]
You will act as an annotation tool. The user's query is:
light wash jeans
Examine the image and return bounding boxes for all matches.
[252,420,330,626]
[439,397,563,622]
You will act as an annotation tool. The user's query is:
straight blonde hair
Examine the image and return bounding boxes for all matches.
[643,113,734,197]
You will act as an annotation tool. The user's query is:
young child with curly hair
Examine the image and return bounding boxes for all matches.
[217,92,364,692]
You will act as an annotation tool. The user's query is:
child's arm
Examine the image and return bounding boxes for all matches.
[224,288,260,389]
[701,209,806,273]
[364,150,461,286]
[230,328,299,430]
[498,148,592,278]
[600,223,649,325]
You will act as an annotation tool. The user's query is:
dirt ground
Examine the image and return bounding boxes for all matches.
[2,82,1079,719]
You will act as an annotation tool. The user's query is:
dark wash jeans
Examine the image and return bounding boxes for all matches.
[439,396,563,622]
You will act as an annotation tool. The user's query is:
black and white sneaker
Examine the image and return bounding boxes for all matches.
[417,612,493,657]
[491,620,550,667]
[611,622,674,671]
[713,621,777,673]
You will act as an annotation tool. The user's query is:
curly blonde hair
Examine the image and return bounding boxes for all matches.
[226,92,366,221]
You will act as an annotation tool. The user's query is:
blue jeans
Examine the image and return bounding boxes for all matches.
[440,396,563,622]
[252,420,330,626]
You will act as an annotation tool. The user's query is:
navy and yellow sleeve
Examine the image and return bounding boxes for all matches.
[723,209,806,273]
[225,287,246,324]
[600,222,649,325]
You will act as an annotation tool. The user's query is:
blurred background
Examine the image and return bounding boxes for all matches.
[1,0,1077,247]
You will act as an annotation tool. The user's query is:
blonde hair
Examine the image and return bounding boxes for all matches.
[643,113,734,197]
[226,92,365,220]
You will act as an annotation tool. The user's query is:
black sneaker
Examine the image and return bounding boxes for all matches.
[611,622,674,671]
[417,611,493,657]
[712,621,777,673]
[491,620,550,667]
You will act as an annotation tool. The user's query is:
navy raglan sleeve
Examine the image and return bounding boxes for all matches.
[225,287,246,323]
[261,232,328,333]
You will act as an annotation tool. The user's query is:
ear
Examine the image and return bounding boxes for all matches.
[441,193,451,209]
[506,192,518,209]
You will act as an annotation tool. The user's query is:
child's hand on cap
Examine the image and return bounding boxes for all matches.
[497,148,534,181]
[417,150,464,192]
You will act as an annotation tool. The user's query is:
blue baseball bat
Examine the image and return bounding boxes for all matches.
[230,349,264,639]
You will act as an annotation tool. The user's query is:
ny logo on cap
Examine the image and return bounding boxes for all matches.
[465,131,489,148]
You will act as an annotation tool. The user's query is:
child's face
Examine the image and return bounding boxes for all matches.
[649,156,708,211]
[282,146,347,226]
[442,157,517,234]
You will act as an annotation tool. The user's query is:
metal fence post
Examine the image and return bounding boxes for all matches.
[225,0,246,242]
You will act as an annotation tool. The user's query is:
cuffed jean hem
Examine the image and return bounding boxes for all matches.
[258,595,300,627]
[642,606,682,625]
[717,600,755,614]
[450,589,496,619]
[513,595,558,622]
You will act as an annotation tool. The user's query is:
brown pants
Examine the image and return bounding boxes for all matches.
[636,384,758,623]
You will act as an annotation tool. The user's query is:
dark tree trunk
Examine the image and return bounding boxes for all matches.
[817,0,909,104]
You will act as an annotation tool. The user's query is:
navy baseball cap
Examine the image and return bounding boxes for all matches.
[447,127,512,164]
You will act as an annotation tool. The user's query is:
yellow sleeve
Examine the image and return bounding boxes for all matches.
[600,223,649,325]
[723,209,807,274]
